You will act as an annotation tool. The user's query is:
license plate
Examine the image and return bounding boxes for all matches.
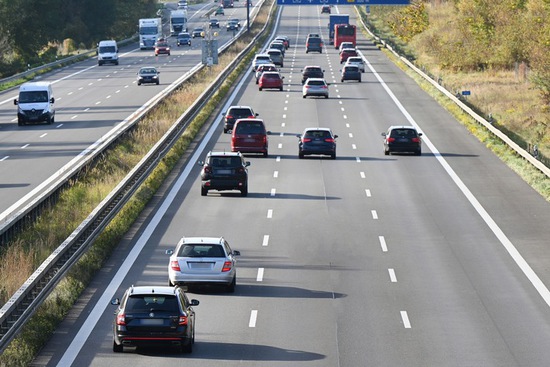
[216,169,231,174]
[189,262,214,269]
[140,319,164,325]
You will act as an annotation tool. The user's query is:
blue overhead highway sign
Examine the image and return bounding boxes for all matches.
[277,0,409,4]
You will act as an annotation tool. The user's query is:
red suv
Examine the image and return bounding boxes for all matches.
[340,48,357,63]
[259,71,284,91]
[231,118,270,157]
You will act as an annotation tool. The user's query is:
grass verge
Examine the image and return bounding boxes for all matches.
[0,1,275,365]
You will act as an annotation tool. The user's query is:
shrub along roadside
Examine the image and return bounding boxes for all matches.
[0,1,276,365]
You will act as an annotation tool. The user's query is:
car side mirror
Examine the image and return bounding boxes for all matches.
[50,97,55,103]
[418,133,423,136]
[267,131,272,135]
[190,299,200,306]
[334,135,338,138]
[255,113,259,116]
[166,249,174,255]
[245,161,251,167]
[296,134,301,138]
[381,132,387,137]
[197,160,204,165]
[233,250,241,256]
[13,99,18,105]
[111,298,120,305]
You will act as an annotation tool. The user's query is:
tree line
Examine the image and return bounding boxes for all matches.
[0,0,158,78]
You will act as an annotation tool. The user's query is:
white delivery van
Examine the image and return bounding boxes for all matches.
[97,40,119,66]
[13,82,55,126]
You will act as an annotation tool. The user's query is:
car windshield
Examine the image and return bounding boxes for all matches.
[207,156,243,167]
[19,91,48,103]
[126,295,177,312]
[140,68,157,74]
[178,244,225,257]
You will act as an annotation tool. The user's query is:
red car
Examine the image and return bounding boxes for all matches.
[231,118,269,157]
[154,40,171,56]
[259,71,284,91]
[340,48,357,64]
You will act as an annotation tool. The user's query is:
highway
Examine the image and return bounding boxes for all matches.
[30,4,550,367]
[0,0,254,219]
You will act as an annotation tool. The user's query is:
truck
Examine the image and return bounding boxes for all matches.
[139,18,163,50]
[170,9,188,36]
[328,14,349,45]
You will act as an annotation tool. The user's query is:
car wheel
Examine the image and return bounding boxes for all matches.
[227,276,236,293]
[302,94,306,99]
[325,95,329,99]
[113,341,123,353]
[279,86,283,91]
[201,187,208,196]
[306,50,309,53]
[384,149,390,156]
[240,186,248,197]
[182,339,192,353]
[48,116,54,125]
[137,82,141,86]
[259,87,262,91]
[341,78,344,82]
[331,153,336,160]
[263,151,268,158]
[156,81,160,85]
[299,151,304,159]
[415,149,422,156]
[358,78,361,82]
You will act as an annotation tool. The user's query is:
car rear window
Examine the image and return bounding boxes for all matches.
[178,244,225,257]
[229,108,253,117]
[308,80,325,86]
[126,295,178,312]
[235,121,266,134]
[345,66,359,72]
[390,129,418,137]
[305,130,331,138]
[208,156,242,167]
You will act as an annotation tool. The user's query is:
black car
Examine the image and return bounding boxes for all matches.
[297,127,338,159]
[112,285,199,353]
[222,105,259,133]
[306,36,323,53]
[341,65,361,82]
[301,65,325,84]
[199,151,250,196]
[192,27,204,38]
[382,125,422,155]
[226,19,240,31]
[137,66,160,85]
[176,32,191,46]
[321,5,331,13]
[209,18,220,28]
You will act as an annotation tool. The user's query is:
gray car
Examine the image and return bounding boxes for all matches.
[266,48,284,67]
[167,236,241,292]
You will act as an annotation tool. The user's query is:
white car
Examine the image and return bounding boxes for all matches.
[302,78,329,99]
[252,53,272,71]
[166,236,240,292]
[339,41,355,53]
[345,56,365,73]
[255,63,278,84]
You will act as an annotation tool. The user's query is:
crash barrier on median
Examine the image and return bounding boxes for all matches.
[0,0,275,354]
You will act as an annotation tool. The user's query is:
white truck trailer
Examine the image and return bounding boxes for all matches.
[139,18,162,50]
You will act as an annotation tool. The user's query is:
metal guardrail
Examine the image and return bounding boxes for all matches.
[0,0,274,354]
[356,9,550,179]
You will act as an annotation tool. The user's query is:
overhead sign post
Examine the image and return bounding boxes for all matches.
[276,0,409,5]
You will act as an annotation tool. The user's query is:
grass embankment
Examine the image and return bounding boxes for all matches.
[357,5,550,202]
[0,1,275,365]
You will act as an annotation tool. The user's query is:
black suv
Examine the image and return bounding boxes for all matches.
[222,105,258,133]
[199,151,250,196]
[306,36,323,53]
[301,65,325,84]
[381,125,423,155]
[112,285,199,353]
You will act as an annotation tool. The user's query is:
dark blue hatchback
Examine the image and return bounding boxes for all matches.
[297,127,338,159]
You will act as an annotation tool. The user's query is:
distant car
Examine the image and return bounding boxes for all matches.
[176,32,191,46]
[252,53,272,71]
[199,151,250,196]
[177,0,188,9]
[255,63,278,84]
[306,36,323,53]
[302,78,329,98]
[112,285,199,353]
[382,125,423,155]
[209,18,220,28]
[266,49,284,67]
[297,127,338,159]
[215,6,224,15]
[345,56,365,72]
[301,65,325,84]
[192,27,204,38]
[269,41,286,57]
[339,41,355,53]
[226,19,241,31]
[137,67,160,85]
[307,33,320,39]
[341,65,361,82]
[274,36,289,49]
[321,5,331,13]
[340,48,358,63]
[222,105,259,133]
[154,40,171,56]
[232,118,270,157]
[166,236,240,292]
[259,71,284,91]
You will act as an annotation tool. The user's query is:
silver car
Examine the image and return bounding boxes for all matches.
[302,78,329,99]
[167,237,240,292]
[345,56,365,72]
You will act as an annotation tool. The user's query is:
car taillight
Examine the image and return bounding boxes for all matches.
[411,137,420,143]
[237,167,245,173]
[226,114,234,121]
[321,85,328,89]
[248,115,254,118]
[204,166,212,174]
[305,85,310,89]
[387,137,396,142]
[170,260,181,271]
[222,261,232,272]
[302,138,312,143]
[324,138,335,143]
[116,312,126,326]
[179,315,188,325]
[320,42,324,47]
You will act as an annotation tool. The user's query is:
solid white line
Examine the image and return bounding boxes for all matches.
[257,268,264,281]
[379,236,388,252]
[401,311,411,328]
[249,310,258,327]
[363,52,550,308]
[388,268,397,282]
[262,235,269,247]
[267,209,273,218]
[371,210,378,219]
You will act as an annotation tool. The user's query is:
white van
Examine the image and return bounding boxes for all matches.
[13,82,55,126]
[97,40,119,66]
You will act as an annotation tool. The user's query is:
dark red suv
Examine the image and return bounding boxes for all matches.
[340,48,358,63]
[231,118,269,157]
